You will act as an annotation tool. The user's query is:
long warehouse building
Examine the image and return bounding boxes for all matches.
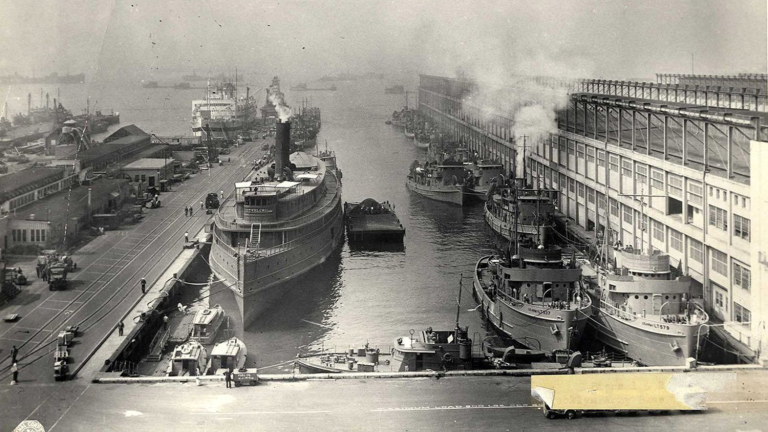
[418,73,767,364]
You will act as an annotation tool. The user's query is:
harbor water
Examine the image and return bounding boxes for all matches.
[3,78,499,372]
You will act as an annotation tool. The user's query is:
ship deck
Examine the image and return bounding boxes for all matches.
[215,158,340,233]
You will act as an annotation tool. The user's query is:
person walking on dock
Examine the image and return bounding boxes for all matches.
[184,207,188,217]
[117,321,124,336]
[184,232,189,243]
[187,206,193,217]
[10,362,18,385]
[200,200,203,210]
[163,315,169,330]
[10,345,17,363]
[140,278,147,294]
[224,369,232,388]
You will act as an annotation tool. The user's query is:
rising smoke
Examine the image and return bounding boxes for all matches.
[409,1,596,178]
[269,92,292,122]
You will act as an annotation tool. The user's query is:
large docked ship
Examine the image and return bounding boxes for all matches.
[485,178,558,243]
[191,80,257,140]
[582,249,709,366]
[209,119,344,327]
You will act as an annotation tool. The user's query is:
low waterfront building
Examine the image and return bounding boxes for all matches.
[51,124,152,173]
[0,167,77,215]
[418,74,766,364]
[121,157,176,193]
[0,177,129,253]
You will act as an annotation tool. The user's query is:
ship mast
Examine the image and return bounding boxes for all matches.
[455,274,463,330]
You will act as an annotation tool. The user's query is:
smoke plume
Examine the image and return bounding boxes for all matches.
[268,92,292,122]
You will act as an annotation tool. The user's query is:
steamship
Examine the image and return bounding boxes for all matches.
[473,180,591,355]
[581,249,709,366]
[209,119,344,327]
[191,80,257,140]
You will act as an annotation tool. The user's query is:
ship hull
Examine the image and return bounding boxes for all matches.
[414,139,429,150]
[210,200,344,328]
[406,178,465,206]
[192,119,243,137]
[473,258,591,354]
[585,291,700,366]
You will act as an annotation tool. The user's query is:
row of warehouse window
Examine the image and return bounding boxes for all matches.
[9,192,36,211]
[531,158,752,293]
[540,136,752,243]
[11,228,46,243]
[714,291,752,326]
[548,135,750,203]
[7,175,76,211]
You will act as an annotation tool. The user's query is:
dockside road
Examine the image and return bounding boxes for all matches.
[0,141,266,425]
[3,371,768,431]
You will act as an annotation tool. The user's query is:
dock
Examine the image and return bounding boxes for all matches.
[344,199,405,243]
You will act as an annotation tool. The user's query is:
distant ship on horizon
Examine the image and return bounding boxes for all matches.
[0,72,85,85]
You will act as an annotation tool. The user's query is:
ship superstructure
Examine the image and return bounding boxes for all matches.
[192,78,256,139]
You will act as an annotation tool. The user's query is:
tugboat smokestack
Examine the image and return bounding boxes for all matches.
[275,119,291,179]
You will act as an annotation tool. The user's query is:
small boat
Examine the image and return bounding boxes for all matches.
[344,199,405,243]
[296,345,391,374]
[406,160,470,206]
[482,337,548,363]
[414,132,430,149]
[167,341,207,376]
[206,337,247,375]
[190,304,225,345]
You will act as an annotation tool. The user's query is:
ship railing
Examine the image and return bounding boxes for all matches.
[599,300,638,322]
[582,350,633,366]
[215,170,340,231]
[244,203,343,261]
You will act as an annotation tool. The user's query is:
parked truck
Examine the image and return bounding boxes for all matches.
[531,373,707,420]
[1,265,22,302]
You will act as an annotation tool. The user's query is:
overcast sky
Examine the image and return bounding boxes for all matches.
[0,0,765,84]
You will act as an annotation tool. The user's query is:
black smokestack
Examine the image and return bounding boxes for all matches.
[275,119,291,179]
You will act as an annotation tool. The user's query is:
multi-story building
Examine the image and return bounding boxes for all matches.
[419,74,767,364]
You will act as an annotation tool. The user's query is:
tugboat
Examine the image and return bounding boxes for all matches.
[206,337,247,375]
[473,181,591,355]
[465,160,504,202]
[344,199,405,244]
[485,177,558,242]
[167,341,207,376]
[406,159,469,206]
[581,247,709,366]
[190,304,225,345]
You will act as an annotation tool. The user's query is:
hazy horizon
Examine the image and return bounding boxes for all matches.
[0,0,765,87]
